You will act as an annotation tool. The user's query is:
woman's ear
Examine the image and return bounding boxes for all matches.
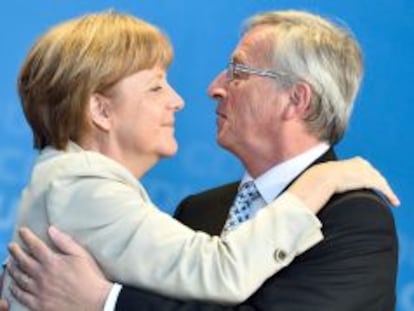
[88,93,112,131]
[283,82,312,120]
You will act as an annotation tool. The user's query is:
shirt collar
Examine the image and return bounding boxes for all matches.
[241,143,330,204]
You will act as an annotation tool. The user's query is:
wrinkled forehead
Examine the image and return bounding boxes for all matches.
[231,26,276,66]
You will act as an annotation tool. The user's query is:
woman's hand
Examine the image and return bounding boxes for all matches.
[288,157,400,214]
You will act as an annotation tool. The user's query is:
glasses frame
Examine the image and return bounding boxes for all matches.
[227,62,290,81]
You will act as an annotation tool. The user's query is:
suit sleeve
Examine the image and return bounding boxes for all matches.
[116,286,253,311]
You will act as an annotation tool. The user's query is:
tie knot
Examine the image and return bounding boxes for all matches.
[238,181,260,201]
[222,181,260,233]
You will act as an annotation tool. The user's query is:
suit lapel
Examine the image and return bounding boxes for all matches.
[175,181,239,235]
[214,182,239,232]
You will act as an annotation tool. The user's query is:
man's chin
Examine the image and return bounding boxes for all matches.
[216,135,232,151]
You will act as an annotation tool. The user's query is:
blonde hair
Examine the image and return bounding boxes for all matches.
[19,11,173,150]
[245,11,363,144]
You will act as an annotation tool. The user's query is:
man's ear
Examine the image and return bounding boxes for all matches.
[88,93,112,131]
[283,82,312,120]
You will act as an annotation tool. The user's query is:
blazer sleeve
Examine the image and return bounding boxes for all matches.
[115,191,397,311]
[46,173,323,304]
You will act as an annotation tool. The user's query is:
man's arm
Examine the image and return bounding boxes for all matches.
[0,300,7,311]
[116,286,247,311]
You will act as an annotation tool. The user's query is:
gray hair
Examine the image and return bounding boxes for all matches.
[244,10,363,144]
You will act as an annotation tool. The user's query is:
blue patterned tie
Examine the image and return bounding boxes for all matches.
[223,181,261,232]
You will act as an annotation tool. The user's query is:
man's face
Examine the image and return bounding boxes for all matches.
[208,27,292,160]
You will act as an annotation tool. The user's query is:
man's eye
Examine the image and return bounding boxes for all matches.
[233,70,243,79]
[232,69,249,80]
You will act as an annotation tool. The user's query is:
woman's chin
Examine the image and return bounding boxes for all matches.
[160,142,179,158]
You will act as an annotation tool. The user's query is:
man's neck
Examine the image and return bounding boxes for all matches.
[242,138,324,178]
[242,143,330,203]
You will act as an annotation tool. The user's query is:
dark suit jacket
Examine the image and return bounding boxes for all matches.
[116,150,398,311]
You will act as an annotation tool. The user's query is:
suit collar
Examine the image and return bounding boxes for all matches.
[252,144,331,203]
[221,148,337,223]
[278,148,338,197]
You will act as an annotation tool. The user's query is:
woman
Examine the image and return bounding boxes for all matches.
[1,11,398,310]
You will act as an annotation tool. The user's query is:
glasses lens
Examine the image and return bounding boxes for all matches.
[227,63,234,79]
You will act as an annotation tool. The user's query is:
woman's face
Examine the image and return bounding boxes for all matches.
[102,66,184,177]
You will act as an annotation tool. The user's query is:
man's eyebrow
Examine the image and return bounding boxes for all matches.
[231,54,244,64]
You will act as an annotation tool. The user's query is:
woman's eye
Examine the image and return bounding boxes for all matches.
[149,86,163,92]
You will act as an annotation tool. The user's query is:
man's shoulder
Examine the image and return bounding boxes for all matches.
[176,181,239,213]
[186,181,240,201]
[307,149,396,228]
[319,188,396,233]
[325,189,392,213]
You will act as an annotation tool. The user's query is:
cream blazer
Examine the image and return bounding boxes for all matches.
[3,142,323,309]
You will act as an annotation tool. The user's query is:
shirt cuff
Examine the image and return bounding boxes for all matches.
[103,283,122,311]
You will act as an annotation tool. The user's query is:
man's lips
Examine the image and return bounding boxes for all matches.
[216,110,227,119]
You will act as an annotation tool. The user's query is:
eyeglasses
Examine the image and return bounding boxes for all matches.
[226,62,290,81]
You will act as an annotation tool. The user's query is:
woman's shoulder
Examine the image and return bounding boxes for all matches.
[34,143,138,188]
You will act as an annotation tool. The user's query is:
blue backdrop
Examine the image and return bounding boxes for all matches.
[0,1,413,309]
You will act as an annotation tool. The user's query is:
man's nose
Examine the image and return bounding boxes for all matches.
[207,70,227,101]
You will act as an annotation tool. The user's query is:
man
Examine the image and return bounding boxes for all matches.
[2,10,398,311]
